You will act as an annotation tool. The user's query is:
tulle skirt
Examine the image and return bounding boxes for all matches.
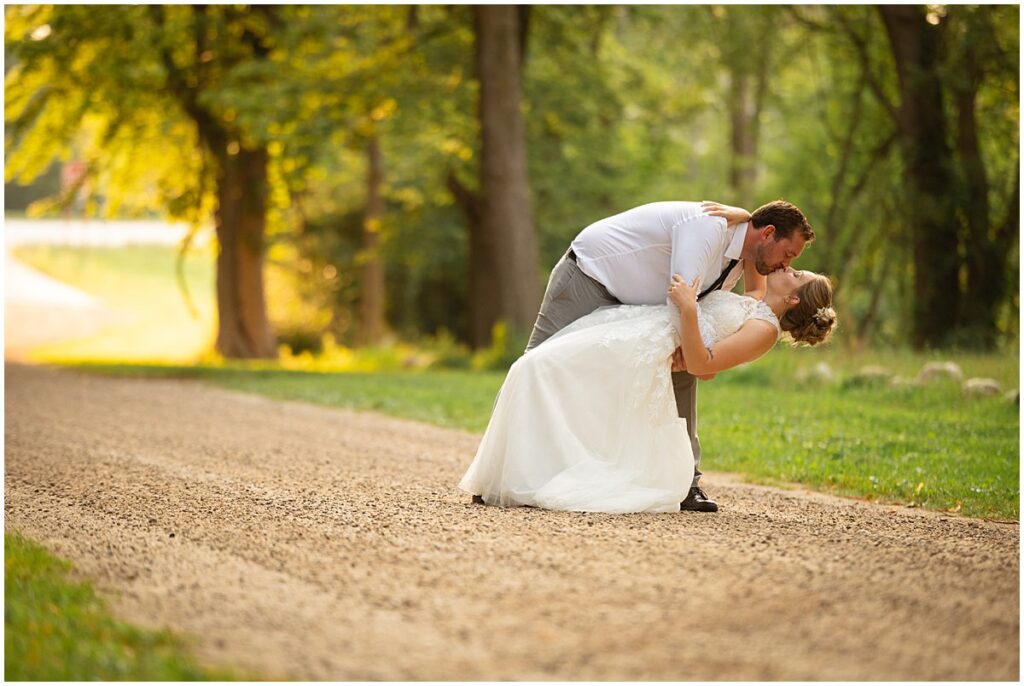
[459,305,694,513]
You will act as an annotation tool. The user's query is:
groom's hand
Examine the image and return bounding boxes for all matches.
[671,346,686,372]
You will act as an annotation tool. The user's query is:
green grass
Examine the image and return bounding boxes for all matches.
[4,532,236,680]
[701,376,1018,519]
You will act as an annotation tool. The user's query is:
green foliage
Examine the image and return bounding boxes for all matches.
[469,321,531,371]
[4,4,1019,349]
[5,6,207,222]
[4,532,235,680]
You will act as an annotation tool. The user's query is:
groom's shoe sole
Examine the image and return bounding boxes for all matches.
[680,489,719,512]
[679,500,719,512]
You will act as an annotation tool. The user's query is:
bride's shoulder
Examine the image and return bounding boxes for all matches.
[747,299,781,331]
[702,290,744,306]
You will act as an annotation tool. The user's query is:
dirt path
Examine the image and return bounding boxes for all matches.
[3,253,122,361]
[4,363,1018,679]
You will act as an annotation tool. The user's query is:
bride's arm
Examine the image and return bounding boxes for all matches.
[701,201,751,226]
[668,275,777,376]
[682,321,777,376]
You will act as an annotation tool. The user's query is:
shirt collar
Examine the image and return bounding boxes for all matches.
[725,221,748,260]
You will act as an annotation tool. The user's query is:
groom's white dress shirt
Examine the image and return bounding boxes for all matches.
[571,201,748,309]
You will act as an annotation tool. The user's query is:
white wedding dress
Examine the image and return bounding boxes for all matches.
[458,290,780,513]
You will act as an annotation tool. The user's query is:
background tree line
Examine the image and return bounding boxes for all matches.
[5,4,1019,358]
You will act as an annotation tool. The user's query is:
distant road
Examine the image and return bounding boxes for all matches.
[3,218,207,247]
[3,218,207,360]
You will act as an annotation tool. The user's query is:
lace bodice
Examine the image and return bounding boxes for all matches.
[696,290,780,347]
[551,291,779,356]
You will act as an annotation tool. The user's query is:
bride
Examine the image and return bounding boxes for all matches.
[459,264,836,513]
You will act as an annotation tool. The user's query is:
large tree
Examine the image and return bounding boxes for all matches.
[5,5,283,357]
[876,5,962,348]
[945,6,1020,347]
[791,4,1018,348]
[449,6,540,348]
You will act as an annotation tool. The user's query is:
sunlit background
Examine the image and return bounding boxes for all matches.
[5,4,1018,367]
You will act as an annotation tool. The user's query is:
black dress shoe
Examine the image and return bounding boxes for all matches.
[680,486,718,512]
[471,494,485,505]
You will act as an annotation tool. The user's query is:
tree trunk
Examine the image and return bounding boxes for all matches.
[880,5,962,348]
[953,17,1003,347]
[358,135,387,346]
[855,247,894,346]
[727,61,765,201]
[212,142,276,359]
[473,5,541,345]
[721,7,771,203]
[152,4,277,360]
[447,171,493,348]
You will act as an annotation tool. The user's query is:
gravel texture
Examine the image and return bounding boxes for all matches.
[4,362,1019,680]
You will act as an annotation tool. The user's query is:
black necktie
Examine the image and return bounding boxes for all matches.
[697,259,739,301]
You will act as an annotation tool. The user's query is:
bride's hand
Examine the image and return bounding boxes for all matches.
[670,346,686,372]
[701,200,751,225]
[667,274,700,308]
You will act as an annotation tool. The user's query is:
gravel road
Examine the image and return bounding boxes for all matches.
[4,362,1018,679]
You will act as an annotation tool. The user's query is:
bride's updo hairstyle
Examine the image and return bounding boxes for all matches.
[779,275,836,346]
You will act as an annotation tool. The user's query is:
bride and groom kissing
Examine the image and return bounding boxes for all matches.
[460,199,837,514]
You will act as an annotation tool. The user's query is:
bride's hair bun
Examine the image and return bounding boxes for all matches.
[779,276,837,346]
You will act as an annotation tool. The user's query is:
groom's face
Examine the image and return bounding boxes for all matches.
[754,228,806,275]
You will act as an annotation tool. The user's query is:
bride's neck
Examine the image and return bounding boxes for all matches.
[763,292,788,319]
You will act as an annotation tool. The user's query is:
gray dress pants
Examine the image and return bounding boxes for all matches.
[525,251,703,488]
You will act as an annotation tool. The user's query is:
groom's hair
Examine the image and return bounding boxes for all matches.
[751,200,815,242]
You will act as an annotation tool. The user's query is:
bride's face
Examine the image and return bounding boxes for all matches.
[767,267,818,299]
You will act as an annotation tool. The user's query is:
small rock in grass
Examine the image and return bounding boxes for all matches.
[848,365,891,386]
[798,361,835,384]
[1003,389,1019,404]
[889,375,919,389]
[916,361,963,384]
[963,377,1001,397]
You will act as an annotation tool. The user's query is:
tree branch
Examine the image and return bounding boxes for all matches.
[446,169,481,227]
[149,6,216,133]
[784,5,831,33]
[821,71,867,270]
[834,9,901,124]
[996,156,1020,252]
[847,131,898,200]
[830,130,899,280]
[518,5,530,67]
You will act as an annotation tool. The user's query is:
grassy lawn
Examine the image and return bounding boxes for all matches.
[4,532,236,680]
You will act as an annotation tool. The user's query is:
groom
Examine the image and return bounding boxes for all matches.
[525,200,815,512]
